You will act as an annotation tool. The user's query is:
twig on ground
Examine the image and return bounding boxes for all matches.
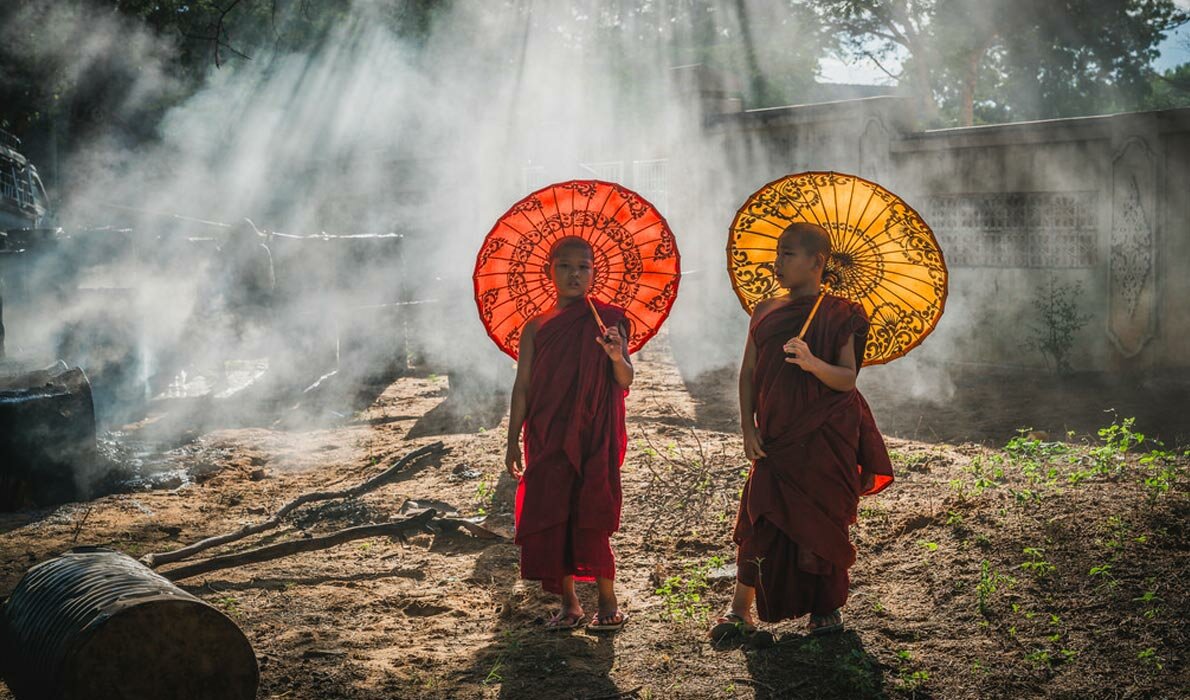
[580,686,644,700]
[730,677,774,692]
[70,504,94,543]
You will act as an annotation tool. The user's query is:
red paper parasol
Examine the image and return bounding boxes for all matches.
[474,180,681,359]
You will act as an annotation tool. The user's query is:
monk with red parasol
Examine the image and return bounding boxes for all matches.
[474,180,680,633]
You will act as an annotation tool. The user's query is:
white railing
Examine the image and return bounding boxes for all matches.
[633,158,668,211]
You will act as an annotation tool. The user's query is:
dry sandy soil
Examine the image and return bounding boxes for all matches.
[1,331,1186,699]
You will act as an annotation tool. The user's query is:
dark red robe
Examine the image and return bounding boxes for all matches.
[515,298,628,594]
[734,294,894,622]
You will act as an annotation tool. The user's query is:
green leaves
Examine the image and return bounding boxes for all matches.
[654,555,725,623]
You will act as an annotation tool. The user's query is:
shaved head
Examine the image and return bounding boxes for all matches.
[549,235,594,261]
[779,222,832,261]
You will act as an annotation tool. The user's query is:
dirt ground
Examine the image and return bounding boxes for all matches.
[1,330,1186,699]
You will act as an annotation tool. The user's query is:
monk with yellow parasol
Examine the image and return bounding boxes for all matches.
[715,171,947,639]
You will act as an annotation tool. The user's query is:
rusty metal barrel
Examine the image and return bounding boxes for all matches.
[1,547,258,700]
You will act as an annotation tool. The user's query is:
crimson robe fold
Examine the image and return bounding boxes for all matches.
[734,294,894,622]
[514,299,628,594]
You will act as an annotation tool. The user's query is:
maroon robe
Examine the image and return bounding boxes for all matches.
[734,294,894,622]
[514,298,628,594]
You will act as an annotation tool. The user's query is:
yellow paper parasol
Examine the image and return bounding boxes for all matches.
[728,171,947,365]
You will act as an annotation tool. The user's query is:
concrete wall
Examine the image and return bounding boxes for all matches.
[706,98,1190,374]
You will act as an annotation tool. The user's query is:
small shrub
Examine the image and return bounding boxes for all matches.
[1025,278,1092,374]
[655,555,724,622]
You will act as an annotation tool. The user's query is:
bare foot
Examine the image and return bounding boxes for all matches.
[596,593,619,621]
[808,609,843,635]
[709,611,757,641]
[588,609,628,632]
[729,607,757,628]
[544,608,585,630]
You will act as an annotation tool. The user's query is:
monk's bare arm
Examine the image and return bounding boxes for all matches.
[784,333,857,392]
[597,320,633,389]
[612,321,633,388]
[506,321,537,478]
[739,312,766,460]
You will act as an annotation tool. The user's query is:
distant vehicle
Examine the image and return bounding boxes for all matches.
[0,129,50,231]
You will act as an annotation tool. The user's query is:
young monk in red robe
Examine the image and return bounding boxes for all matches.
[506,236,632,633]
[713,222,894,640]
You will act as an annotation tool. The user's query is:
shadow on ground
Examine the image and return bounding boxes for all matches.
[678,361,1190,446]
[405,379,507,440]
[719,629,889,700]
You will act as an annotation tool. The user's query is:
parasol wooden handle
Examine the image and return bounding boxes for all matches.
[796,286,829,340]
[586,295,608,335]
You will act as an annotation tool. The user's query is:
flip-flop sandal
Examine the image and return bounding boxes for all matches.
[587,610,628,632]
[709,612,757,641]
[808,611,843,636]
[543,611,586,631]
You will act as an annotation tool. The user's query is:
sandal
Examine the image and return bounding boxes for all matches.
[544,610,586,631]
[587,610,628,632]
[808,610,843,636]
[709,612,757,642]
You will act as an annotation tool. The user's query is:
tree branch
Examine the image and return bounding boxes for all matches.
[829,18,909,52]
[141,441,448,568]
[184,0,252,68]
[162,509,439,581]
[871,1,915,47]
[863,50,904,81]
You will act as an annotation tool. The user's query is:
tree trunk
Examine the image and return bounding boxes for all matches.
[960,36,996,127]
[913,59,939,124]
[733,0,770,107]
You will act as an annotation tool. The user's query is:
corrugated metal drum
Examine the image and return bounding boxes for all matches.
[1,547,257,700]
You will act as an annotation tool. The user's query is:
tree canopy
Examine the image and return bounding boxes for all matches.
[0,0,1186,168]
[810,0,1190,125]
